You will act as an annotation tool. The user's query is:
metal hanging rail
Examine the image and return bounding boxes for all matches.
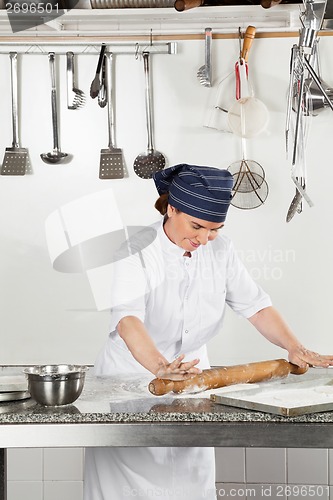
[1,30,333,48]
[0,40,177,55]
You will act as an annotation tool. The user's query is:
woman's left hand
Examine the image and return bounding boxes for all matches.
[288,345,333,369]
[155,354,202,381]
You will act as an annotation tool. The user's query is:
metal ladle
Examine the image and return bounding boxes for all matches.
[41,53,69,164]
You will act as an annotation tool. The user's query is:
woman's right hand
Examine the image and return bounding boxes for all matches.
[155,354,202,381]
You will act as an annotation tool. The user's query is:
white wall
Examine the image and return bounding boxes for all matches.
[0,34,333,365]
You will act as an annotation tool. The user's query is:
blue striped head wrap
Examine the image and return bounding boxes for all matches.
[153,164,233,223]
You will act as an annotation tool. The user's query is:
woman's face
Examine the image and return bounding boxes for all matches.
[164,205,224,252]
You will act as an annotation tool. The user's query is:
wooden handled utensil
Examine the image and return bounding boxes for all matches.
[241,25,256,63]
[228,37,269,139]
[148,359,308,396]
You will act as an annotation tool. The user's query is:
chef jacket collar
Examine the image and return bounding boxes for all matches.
[158,218,195,259]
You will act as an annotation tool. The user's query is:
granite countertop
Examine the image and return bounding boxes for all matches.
[2,366,333,425]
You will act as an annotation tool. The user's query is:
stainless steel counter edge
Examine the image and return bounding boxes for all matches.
[0,420,333,448]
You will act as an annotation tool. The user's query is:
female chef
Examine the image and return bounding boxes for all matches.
[84,164,333,500]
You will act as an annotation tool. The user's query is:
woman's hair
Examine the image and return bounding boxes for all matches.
[154,193,180,216]
[154,193,169,215]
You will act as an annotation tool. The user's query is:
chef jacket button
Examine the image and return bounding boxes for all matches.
[185,329,189,334]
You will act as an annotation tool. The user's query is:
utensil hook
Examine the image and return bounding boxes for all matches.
[143,51,154,154]
[238,27,242,61]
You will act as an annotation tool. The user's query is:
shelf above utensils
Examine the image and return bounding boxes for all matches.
[0,4,310,38]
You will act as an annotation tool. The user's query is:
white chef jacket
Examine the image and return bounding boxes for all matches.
[96,218,271,372]
[84,218,272,500]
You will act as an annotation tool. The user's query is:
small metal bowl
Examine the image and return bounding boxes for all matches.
[23,365,88,406]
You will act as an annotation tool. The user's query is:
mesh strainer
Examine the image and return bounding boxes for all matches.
[228,137,268,210]
[228,158,265,193]
[230,174,269,209]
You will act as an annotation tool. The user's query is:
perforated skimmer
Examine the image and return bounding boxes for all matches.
[133,52,166,179]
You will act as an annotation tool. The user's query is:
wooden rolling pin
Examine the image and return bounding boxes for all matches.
[148,359,308,396]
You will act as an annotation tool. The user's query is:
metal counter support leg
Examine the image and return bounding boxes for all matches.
[0,448,7,500]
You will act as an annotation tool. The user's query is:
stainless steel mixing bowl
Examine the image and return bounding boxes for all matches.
[23,365,88,406]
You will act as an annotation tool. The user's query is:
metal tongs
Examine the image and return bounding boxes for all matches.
[98,56,107,108]
[90,44,106,99]
[285,0,331,222]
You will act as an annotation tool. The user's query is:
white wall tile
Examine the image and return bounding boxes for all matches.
[7,448,43,481]
[246,448,286,484]
[215,447,245,483]
[287,449,328,485]
[329,450,333,485]
[44,481,83,500]
[246,483,287,500]
[7,480,43,500]
[44,448,84,481]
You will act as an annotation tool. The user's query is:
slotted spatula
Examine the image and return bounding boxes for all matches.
[99,52,124,179]
[1,52,29,176]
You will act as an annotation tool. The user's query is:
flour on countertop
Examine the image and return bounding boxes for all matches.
[234,386,333,409]
[221,378,333,409]
[81,371,333,409]
[82,374,264,403]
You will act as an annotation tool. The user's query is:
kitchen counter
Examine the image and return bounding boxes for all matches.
[2,366,333,499]
[1,367,333,449]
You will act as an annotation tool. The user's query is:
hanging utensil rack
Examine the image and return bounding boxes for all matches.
[0,40,177,55]
[285,0,332,222]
